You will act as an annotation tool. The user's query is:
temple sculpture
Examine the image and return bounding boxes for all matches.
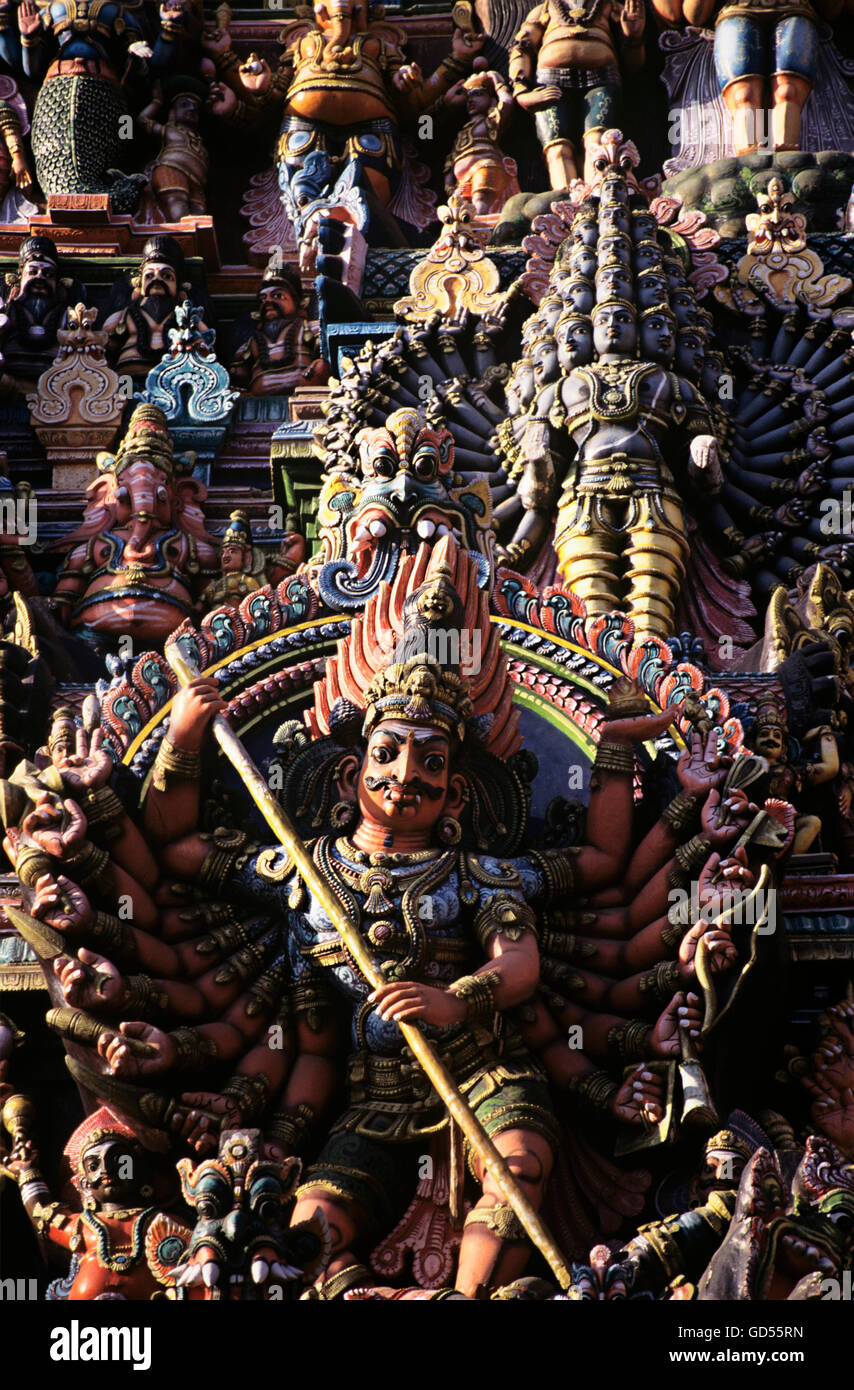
[0,0,853,1344]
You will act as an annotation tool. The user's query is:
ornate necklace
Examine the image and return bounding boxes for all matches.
[82,1207,155,1273]
[335,836,445,869]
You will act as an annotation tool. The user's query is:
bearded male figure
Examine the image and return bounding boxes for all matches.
[82,537,742,1300]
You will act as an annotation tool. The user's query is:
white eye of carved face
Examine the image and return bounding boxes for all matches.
[156,485,169,505]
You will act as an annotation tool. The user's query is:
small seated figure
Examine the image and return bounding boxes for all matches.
[442,68,519,217]
[139,78,210,222]
[0,235,75,391]
[103,236,207,382]
[230,260,328,397]
[202,510,265,612]
[745,697,839,853]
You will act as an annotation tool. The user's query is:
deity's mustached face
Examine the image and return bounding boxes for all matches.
[141,263,179,300]
[78,1139,142,1206]
[754,725,785,761]
[20,259,58,298]
[260,285,298,321]
[358,720,453,832]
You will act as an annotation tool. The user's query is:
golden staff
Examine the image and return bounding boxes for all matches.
[166,641,574,1291]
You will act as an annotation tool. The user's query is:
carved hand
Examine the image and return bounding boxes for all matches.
[51,726,113,794]
[170,1092,242,1153]
[649,991,702,1057]
[676,730,730,794]
[54,948,123,1011]
[31,873,94,934]
[98,1021,176,1077]
[679,919,738,980]
[369,980,468,1028]
[612,1064,664,1125]
[167,676,228,752]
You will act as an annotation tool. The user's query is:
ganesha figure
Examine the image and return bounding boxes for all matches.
[51,403,219,645]
[204,0,485,213]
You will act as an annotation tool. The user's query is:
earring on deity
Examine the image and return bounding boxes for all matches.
[437,814,462,845]
[330,799,358,831]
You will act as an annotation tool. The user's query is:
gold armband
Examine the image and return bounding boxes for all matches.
[661,790,701,834]
[673,834,712,878]
[123,974,169,1018]
[267,1102,315,1155]
[64,840,111,894]
[529,847,577,904]
[607,1019,652,1064]
[463,1203,528,1242]
[660,917,687,951]
[291,977,335,1033]
[568,1069,618,1114]
[638,960,681,1004]
[593,740,635,775]
[220,1072,273,1122]
[448,970,501,1026]
[152,738,202,794]
[83,786,126,842]
[171,1027,217,1070]
[198,828,251,893]
[90,911,135,959]
[473,894,537,951]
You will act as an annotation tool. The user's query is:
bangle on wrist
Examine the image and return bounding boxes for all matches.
[152,738,202,793]
[448,969,501,1026]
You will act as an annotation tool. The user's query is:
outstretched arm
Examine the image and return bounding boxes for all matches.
[143,679,227,844]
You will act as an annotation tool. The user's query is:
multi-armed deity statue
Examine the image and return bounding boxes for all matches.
[1,0,854,1333]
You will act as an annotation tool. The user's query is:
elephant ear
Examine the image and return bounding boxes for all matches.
[52,474,116,550]
[173,476,218,545]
